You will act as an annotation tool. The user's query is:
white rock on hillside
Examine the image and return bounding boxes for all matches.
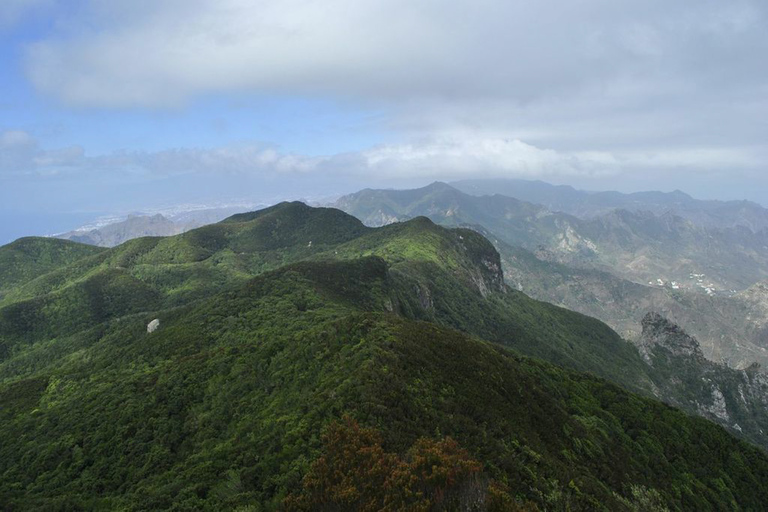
[147,319,160,333]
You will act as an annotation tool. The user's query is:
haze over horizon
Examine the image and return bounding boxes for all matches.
[2,0,768,242]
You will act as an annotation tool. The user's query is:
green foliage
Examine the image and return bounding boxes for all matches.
[0,237,104,297]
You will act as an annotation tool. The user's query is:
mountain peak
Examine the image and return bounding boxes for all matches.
[221,200,310,223]
[423,181,454,192]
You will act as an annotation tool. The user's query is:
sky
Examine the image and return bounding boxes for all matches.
[1,0,767,242]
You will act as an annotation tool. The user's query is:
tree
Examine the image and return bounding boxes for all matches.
[284,416,534,511]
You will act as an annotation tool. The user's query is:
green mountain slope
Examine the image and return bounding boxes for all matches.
[2,204,767,445]
[0,207,652,396]
[3,257,768,510]
[0,237,104,298]
[1,202,367,309]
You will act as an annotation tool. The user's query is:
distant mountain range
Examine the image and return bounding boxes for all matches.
[58,214,185,247]
[335,181,768,292]
[56,205,263,247]
[453,178,768,231]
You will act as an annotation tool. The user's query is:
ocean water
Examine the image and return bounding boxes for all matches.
[0,211,103,246]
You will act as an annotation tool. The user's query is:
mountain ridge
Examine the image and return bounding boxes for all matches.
[452,178,768,232]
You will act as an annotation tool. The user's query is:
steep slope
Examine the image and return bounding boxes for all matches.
[3,258,768,510]
[316,217,651,391]
[5,201,768,503]
[453,178,768,232]
[3,203,767,439]
[0,205,651,397]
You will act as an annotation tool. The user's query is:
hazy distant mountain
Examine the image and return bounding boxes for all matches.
[453,178,768,231]
[58,214,184,247]
[56,205,262,247]
[335,182,768,292]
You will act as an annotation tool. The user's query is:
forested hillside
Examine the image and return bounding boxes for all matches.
[2,204,768,510]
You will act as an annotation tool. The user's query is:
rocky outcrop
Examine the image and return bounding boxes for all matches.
[639,312,768,448]
[415,284,434,310]
[147,319,160,334]
[638,312,704,364]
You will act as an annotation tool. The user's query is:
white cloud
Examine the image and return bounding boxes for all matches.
[23,0,768,108]
[18,0,768,177]
[6,130,762,185]
[359,139,615,179]
[0,130,84,174]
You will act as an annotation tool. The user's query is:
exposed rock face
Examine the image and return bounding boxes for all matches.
[638,312,768,448]
[415,285,433,310]
[467,255,505,298]
[364,210,402,227]
[638,312,704,364]
[147,319,160,333]
[447,227,506,297]
[700,386,729,422]
[555,222,598,254]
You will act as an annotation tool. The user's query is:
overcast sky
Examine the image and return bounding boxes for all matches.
[1,0,767,240]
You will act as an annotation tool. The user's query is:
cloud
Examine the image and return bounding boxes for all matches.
[0,129,84,174]
[23,1,768,108]
[5,130,763,186]
[18,0,768,178]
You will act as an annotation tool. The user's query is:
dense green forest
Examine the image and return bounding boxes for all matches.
[2,203,768,510]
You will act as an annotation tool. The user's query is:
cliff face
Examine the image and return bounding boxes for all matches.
[639,312,768,446]
[638,312,705,363]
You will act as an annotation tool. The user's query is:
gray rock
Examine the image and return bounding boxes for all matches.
[147,319,160,334]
